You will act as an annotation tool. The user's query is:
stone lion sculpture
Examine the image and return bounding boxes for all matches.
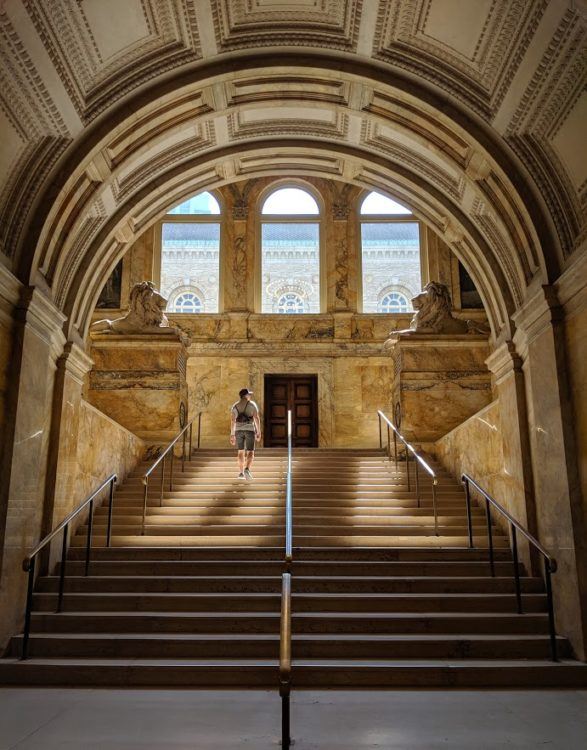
[92,281,173,334]
[393,281,488,336]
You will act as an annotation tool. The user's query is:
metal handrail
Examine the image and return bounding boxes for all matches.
[377,410,439,535]
[285,409,293,568]
[141,413,202,533]
[462,473,558,661]
[21,473,117,660]
[279,572,292,750]
[280,409,293,748]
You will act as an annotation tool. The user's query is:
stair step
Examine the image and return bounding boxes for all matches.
[9,633,571,660]
[28,611,551,635]
[0,658,584,688]
[31,592,547,614]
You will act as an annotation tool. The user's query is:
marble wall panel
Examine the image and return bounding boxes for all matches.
[76,400,145,507]
[186,353,394,448]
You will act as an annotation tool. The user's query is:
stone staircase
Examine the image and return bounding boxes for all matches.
[1,449,586,686]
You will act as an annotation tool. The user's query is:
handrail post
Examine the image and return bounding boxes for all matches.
[464,478,474,548]
[544,558,558,662]
[378,413,382,450]
[280,571,292,749]
[393,429,397,467]
[21,556,36,660]
[405,442,410,491]
[432,480,439,536]
[169,449,174,491]
[106,477,115,548]
[197,411,202,449]
[84,499,94,577]
[160,456,165,507]
[181,431,186,473]
[415,458,420,508]
[386,425,391,462]
[57,525,68,612]
[485,498,495,577]
[142,477,149,536]
[189,422,193,458]
[511,524,522,614]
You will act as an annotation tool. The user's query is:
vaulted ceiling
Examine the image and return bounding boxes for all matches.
[0,1,585,338]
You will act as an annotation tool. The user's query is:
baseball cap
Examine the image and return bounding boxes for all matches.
[239,388,253,398]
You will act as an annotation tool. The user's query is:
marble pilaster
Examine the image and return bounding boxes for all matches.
[513,283,587,657]
[0,287,66,649]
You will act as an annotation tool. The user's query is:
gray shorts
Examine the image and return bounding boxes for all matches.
[235,430,255,451]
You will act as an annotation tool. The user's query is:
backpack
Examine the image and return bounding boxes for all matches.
[235,401,253,425]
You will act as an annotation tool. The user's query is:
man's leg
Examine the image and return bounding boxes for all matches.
[237,449,245,473]
[245,449,254,469]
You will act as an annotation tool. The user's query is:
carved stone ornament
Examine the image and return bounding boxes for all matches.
[92,281,176,335]
[387,281,488,339]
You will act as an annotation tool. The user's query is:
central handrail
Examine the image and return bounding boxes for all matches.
[280,409,293,749]
[21,473,117,660]
[141,413,202,533]
[285,409,293,567]
[462,473,558,661]
[377,410,439,534]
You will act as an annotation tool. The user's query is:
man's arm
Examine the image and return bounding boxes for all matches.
[230,409,236,445]
[253,407,261,442]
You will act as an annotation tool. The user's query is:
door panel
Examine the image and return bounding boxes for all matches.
[264,375,318,447]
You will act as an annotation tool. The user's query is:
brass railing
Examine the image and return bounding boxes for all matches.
[280,409,293,749]
[377,410,439,535]
[462,474,559,661]
[21,473,117,660]
[141,413,202,534]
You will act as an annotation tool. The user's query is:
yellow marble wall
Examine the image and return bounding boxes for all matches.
[433,400,514,532]
[76,400,145,505]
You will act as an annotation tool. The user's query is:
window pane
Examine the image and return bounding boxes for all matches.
[168,191,220,215]
[361,222,421,313]
[262,188,319,215]
[262,223,319,313]
[361,191,411,215]
[161,222,220,312]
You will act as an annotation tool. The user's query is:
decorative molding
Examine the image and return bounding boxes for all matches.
[23,0,201,123]
[211,0,362,52]
[373,0,547,120]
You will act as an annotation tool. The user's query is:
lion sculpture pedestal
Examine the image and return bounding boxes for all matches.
[385,333,492,445]
[87,331,188,445]
[383,282,492,444]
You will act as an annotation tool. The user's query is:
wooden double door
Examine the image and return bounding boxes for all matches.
[264,375,318,448]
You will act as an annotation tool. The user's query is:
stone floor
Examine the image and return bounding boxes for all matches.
[1,688,586,749]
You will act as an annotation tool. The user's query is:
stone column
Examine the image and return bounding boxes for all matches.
[326,185,359,314]
[41,342,94,568]
[513,284,587,657]
[485,341,537,570]
[223,188,252,312]
[0,286,66,648]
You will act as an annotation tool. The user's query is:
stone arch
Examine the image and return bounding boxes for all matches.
[14,57,560,342]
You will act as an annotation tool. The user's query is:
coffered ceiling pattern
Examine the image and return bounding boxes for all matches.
[0,0,585,335]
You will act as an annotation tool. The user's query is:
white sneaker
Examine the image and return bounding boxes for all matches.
[244,468,253,480]
[238,471,245,480]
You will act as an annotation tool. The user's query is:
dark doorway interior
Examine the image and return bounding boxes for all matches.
[264,374,318,448]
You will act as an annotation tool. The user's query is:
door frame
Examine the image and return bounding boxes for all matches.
[263,373,319,448]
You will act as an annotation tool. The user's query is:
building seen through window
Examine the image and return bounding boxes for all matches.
[261,187,320,314]
[360,191,421,313]
[160,191,220,313]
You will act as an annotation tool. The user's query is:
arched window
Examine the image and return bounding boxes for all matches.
[277,292,306,314]
[159,191,221,313]
[378,291,410,313]
[360,191,421,313]
[260,186,321,313]
[171,291,203,313]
